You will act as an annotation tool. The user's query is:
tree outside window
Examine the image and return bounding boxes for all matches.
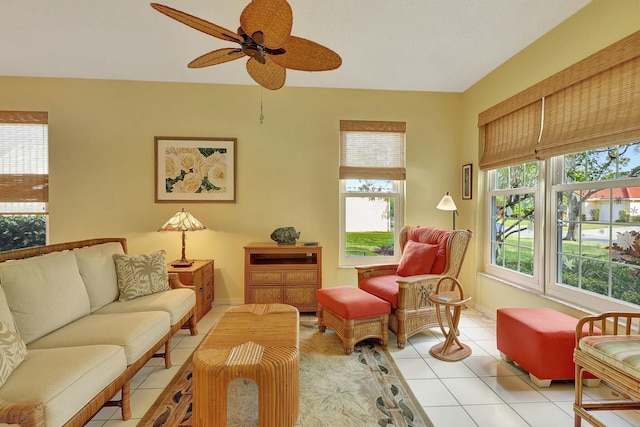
[555,142,640,305]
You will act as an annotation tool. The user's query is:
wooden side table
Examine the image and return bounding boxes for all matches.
[428,277,472,362]
[167,259,214,321]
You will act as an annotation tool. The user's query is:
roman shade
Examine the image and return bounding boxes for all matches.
[538,56,640,159]
[479,30,640,170]
[339,120,406,180]
[480,100,542,170]
[0,111,49,211]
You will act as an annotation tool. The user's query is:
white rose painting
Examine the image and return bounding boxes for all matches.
[155,137,236,202]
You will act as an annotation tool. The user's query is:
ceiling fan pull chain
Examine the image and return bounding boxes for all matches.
[260,87,264,124]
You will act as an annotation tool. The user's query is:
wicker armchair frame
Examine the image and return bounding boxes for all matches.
[0,238,197,426]
[356,227,472,348]
[574,312,640,427]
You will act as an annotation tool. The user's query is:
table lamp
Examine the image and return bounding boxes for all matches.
[436,192,458,230]
[158,208,206,267]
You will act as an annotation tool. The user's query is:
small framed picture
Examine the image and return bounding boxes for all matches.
[462,163,472,200]
[155,136,237,202]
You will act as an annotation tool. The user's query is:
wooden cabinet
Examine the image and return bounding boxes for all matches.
[244,243,322,312]
[168,259,214,321]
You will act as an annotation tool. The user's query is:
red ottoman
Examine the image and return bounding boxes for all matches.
[317,286,390,354]
[497,308,601,387]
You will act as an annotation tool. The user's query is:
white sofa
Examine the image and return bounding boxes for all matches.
[0,238,197,427]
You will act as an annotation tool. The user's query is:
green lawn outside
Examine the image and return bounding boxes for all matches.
[498,230,640,304]
[348,228,640,303]
[346,231,394,256]
[347,229,608,260]
[501,232,605,260]
[499,218,611,232]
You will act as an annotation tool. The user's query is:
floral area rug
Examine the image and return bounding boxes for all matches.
[138,321,434,427]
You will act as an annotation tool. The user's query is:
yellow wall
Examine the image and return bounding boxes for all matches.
[3,0,638,312]
[460,0,640,316]
[0,78,461,303]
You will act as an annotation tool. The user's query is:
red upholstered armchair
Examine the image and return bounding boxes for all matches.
[356,226,472,348]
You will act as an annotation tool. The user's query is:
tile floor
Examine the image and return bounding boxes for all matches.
[86,304,640,426]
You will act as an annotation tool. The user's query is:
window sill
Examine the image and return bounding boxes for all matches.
[477,272,597,317]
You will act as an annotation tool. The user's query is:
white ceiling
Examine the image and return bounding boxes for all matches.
[0,0,591,92]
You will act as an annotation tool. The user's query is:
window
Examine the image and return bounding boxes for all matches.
[486,161,542,290]
[479,30,640,312]
[339,120,405,266]
[549,142,640,310]
[0,111,49,251]
[486,143,640,310]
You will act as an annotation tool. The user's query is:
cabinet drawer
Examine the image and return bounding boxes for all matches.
[251,286,283,303]
[284,285,317,308]
[202,290,213,308]
[284,270,317,284]
[250,270,284,284]
[203,275,213,289]
[203,262,213,278]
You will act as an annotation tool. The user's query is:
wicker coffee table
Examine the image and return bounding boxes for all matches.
[192,304,300,427]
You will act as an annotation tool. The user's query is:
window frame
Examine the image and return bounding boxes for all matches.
[339,120,406,268]
[339,179,405,267]
[0,112,49,251]
[484,164,544,292]
[484,145,640,313]
[545,154,640,312]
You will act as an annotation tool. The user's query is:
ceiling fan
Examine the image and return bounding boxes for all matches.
[150,0,342,90]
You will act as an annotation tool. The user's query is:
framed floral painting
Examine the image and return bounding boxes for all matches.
[155,136,237,202]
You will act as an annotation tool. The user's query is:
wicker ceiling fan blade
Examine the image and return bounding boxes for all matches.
[269,36,342,71]
[188,48,245,68]
[240,0,292,48]
[246,58,286,90]
[151,3,242,44]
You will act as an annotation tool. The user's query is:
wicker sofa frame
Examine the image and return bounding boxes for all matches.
[574,312,640,427]
[356,227,472,348]
[0,238,198,427]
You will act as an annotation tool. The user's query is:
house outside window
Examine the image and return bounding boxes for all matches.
[549,142,640,310]
[339,120,405,267]
[486,141,640,311]
[0,111,49,251]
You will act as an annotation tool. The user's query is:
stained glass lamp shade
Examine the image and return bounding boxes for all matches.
[158,208,206,267]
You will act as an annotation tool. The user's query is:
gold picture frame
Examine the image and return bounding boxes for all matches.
[155,136,237,203]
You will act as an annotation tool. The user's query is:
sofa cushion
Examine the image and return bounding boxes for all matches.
[75,242,125,312]
[0,320,27,387]
[0,285,20,339]
[0,251,91,344]
[0,285,26,386]
[113,250,171,301]
[0,345,126,427]
[95,288,195,326]
[358,275,400,309]
[396,241,438,277]
[27,311,170,364]
[405,227,451,274]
